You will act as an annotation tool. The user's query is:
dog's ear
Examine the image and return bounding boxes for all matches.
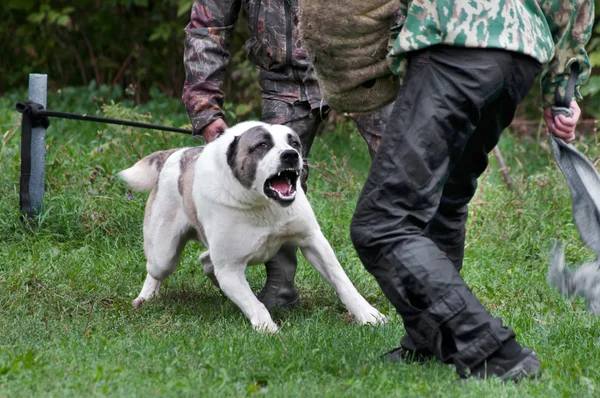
[226,135,240,169]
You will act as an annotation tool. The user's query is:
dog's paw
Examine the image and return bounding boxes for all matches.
[355,307,387,326]
[132,297,146,308]
[253,321,279,334]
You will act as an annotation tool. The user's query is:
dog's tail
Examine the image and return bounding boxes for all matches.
[547,242,575,296]
[118,149,177,191]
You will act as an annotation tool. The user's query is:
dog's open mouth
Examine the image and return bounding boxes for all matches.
[264,168,299,204]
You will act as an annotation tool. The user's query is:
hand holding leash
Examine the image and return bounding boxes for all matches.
[202,118,228,143]
[545,62,581,143]
[544,100,580,143]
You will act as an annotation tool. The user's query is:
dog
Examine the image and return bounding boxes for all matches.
[118,121,386,332]
[548,243,600,314]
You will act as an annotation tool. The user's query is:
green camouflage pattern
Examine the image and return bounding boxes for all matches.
[388,0,594,108]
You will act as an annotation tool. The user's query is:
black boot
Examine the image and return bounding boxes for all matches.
[256,243,300,310]
[466,339,542,382]
[383,334,437,364]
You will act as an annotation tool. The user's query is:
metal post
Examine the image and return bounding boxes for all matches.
[29,74,48,215]
[20,74,47,221]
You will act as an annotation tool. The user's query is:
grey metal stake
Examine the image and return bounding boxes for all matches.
[19,74,48,221]
[29,74,48,215]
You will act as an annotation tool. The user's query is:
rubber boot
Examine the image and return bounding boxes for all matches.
[257,243,300,310]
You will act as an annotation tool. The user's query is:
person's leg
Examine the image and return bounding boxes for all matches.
[256,99,328,309]
[349,103,393,158]
[350,46,541,377]
[424,100,514,273]
[388,83,532,364]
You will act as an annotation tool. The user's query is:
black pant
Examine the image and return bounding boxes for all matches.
[350,46,542,375]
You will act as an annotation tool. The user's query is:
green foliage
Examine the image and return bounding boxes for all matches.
[0,0,598,134]
[0,0,256,104]
[2,87,600,397]
[578,5,600,118]
[3,0,599,123]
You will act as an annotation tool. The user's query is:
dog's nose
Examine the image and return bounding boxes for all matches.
[281,149,299,163]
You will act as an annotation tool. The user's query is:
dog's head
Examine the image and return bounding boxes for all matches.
[224,122,303,207]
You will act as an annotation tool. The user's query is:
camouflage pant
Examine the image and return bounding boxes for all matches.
[261,99,391,190]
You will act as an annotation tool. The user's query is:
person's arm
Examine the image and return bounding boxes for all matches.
[386,0,408,80]
[182,0,241,141]
[540,0,593,142]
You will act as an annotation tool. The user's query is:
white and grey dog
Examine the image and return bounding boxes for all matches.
[119,121,386,332]
[548,243,600,314]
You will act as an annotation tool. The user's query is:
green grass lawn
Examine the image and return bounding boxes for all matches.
[1,87,600,397]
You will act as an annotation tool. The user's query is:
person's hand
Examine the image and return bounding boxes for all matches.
[544,100,581,143]
[202,118,228,143]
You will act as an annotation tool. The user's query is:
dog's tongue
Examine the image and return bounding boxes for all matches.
[271,179,290,195]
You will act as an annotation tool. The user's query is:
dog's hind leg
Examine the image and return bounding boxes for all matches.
[200,251,219,288]
[299,232,387,325]
[133,274,162,308]
[132,207,190,308]
[213,262,278,333]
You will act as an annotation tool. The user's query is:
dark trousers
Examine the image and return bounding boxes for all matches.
[350,46,542,375]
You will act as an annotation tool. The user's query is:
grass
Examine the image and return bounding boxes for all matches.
[1,87,600,397]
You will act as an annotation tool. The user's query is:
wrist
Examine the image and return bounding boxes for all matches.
[189,111,224,136]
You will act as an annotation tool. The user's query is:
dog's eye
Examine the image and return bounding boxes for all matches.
[256,142,269,150]
[291,141,300,148]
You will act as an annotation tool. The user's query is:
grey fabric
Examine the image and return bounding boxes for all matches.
[547,131,600,313]
[548,243,600,314]
[551,135,600,254]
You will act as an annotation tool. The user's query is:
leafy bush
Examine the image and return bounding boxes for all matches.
[1,0,258,110]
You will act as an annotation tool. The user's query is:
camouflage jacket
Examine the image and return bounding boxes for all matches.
[388,0,594,108]
[182,0,324,135]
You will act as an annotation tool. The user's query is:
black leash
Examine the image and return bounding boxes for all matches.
[15,101,193,135]
[15,100,193,221]
[552,61,580,117]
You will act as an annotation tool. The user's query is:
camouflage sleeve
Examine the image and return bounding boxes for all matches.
[540,0,594,108]
[386,0,408,81]
[182,0,242,135]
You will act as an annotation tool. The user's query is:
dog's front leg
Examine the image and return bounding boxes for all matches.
[299,233,386,325]
[213,262,279,333]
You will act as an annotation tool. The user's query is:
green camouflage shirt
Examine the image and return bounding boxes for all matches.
[388,0,594,108]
